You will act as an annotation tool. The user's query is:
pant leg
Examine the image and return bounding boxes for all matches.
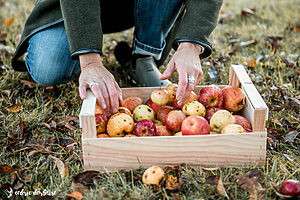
[25,22,80,87]
[133,0,184,60]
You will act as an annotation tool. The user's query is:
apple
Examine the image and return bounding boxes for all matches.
[172,91,198,109]
[181,116,210,135]
[205,107,224,123]
[165,83,178,103]
[155,126,173,136]
[116,107,131,116]
[150,89,169,106]
[221,124,246,134]
[95,103,105,114]
[165,110,186,132]
[133,105,155,122]
[280,179,300,196]
[174,132,182,136]
[133,119,157,137]
[209,110,235,133]
[97,133,110,138]
[142,166,165,185]
[153,119,164,126]
[157,106,173,125]
[182,100,206,117]
[124,134,137,137]
[121,96,143,113]
[233,115,252,132]
[145,98,162,114]
[199,85,223,108]
[172,100,183,109]
[95,113,108,134]
[222,86,246,112]
[107,113,134,137]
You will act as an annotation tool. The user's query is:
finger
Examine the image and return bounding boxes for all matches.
[106,79,120,113]
[90,84,107,110]
[99,83,111,114]
[79,83,88,100]
[159,59,175,80]
[114,81,123,103]
[176,73,188,105]
[196,67,203,85]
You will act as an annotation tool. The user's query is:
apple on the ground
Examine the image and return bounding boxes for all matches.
[280,179,300,196]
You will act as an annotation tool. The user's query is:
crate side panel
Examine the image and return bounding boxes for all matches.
[82,132,266,170]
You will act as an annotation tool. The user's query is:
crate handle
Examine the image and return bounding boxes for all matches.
[229,65,268,132]
[79,90,97,138]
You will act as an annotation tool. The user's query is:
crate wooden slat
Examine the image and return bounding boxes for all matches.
[79,65,268,171]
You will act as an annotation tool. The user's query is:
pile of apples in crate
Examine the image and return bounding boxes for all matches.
[95,84,253,138]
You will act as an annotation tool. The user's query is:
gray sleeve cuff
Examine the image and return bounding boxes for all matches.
[71,49,102,59]
[173,38,212,59]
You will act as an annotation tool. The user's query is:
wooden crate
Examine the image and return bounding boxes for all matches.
[79,65,268,171]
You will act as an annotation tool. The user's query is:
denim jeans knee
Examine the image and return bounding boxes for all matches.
[25,22,80,87]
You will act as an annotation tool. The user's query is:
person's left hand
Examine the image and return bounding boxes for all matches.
[159,42,203,105]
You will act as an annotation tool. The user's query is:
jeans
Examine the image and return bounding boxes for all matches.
[25,0,183,86]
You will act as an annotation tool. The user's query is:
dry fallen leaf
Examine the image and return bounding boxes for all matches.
[66,191,83,200]
[50,156,69,179]
[20,79,38,88]
[2,17,15,28]
[205,175,229,199]
[0,164,21,173]
[248,60,256,68]
[5,104,23,113]
[236,169,266,200]
[165,175,179,190]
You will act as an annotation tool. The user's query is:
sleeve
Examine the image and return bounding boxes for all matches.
[59,0,103,58]
[173,0,223,59]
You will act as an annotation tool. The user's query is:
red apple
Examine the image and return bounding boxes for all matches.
[280,179,300,196]
[184,91,199,105]
[95,113,108,134]
[157,106,173,125]
[95,103,105,114]
[155,126,173,136]
[145,98,162,114]
[121,96,143,113]
[133,119,157,137]
[165,110,186,132]
[222,86,246,112]
[199,85,223,108]
[97,133,110,138]
[172,100,183,109]
[205,107,224,123]
[233,115,252,132]
[181,116,210,135]
[150,89,169,106]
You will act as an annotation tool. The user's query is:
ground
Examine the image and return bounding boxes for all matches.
[0,0,299,199]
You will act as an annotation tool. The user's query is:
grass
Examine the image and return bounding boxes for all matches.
[0,0,299,199]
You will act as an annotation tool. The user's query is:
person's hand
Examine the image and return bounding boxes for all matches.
[159,42,203,105]
[79,53,122,115]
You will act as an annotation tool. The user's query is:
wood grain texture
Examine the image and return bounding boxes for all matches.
[82,132,267,171]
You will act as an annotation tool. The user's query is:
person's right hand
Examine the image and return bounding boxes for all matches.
[78,53,122,116]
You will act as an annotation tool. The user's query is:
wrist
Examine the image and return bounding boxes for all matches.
[79,53,102,70]
[178,42,204,55]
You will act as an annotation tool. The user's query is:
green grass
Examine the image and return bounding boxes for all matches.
[0,0,299,199]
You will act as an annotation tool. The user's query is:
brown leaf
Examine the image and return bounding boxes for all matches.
[5,104,23,112]
[165,175,179,190]
[23,173,33,182]
[42,120,57,130]
[290,26,300,32]
[280,56,294,67]
[7,130,15,139]
[50,156,69,179]
[248,60,256,68]
[236,169,265,200]
[11,172,23,190]
[205,175,229,199]
[0,164,21,173]
[2,17,14,28]
[0,32,7,44]
[66,191,83,200]
[20,79,38,88]
[294,69,300,74]
[73,170,102,187]
[18,117,24,139]
[8,146,32,157]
